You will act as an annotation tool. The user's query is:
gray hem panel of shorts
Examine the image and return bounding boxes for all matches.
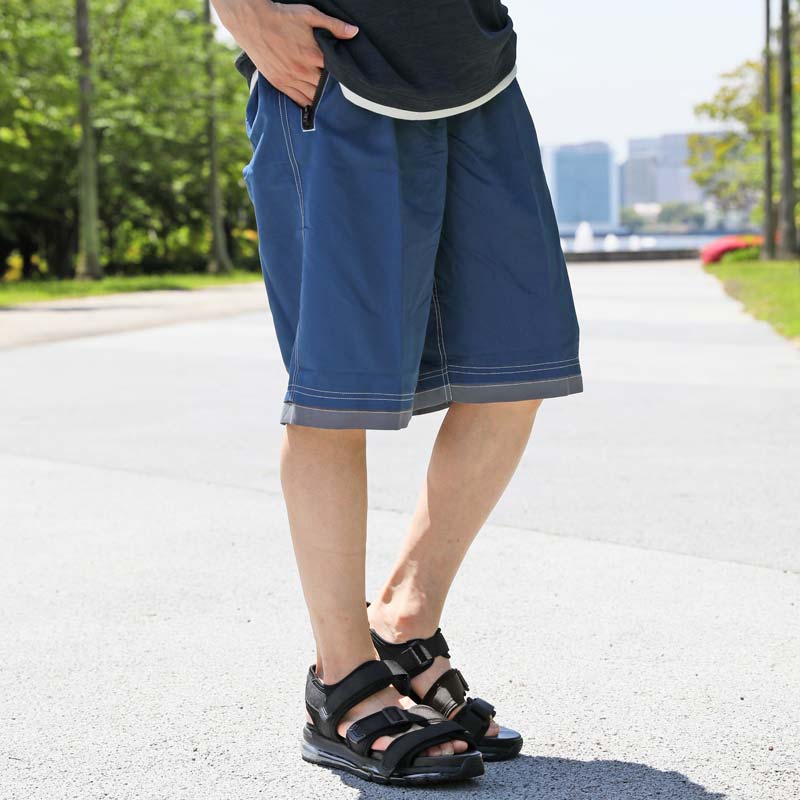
[280,375,583,431]
[413,374,584,415]
[280,402,413,431]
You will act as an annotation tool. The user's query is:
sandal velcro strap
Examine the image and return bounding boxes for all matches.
[379,719,468,777]
[454,696,496,741]
[370,628,451,678]
[345,706,426,756]
[421,667,469,719]
[305,660,411,739]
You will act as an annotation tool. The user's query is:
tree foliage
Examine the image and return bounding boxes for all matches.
[689,15,800,227]
[0,0,256,278]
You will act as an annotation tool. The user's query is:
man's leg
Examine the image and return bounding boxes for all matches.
[367,399,542,733]
[280,424,467,755]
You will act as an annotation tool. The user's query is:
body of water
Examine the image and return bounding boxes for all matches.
[560,230,755,253]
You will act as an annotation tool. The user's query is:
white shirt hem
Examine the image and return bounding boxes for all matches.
[338,65,518,120]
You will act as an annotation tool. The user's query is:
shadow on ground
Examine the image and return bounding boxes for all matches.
[0,303,153,312]
[336,755,726,799]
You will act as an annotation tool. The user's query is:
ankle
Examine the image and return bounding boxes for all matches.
[316,650,378,685]
[368,593,441,643]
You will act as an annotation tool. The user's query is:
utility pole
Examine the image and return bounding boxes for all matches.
[777,0,798,257]
[75,0,102,278]
[204,0,234,273]
[764,0,776,259]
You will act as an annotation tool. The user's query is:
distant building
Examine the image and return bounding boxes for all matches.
[621,133,703,208]
[544,142,618,231]
[621,143,658,207]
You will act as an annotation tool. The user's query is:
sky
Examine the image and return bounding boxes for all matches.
[506,0,762,158]
[215,1,765,161]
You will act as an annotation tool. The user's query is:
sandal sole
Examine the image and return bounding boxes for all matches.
[477,727,524,762]
[478,739,524,762]
[301,725,485,785]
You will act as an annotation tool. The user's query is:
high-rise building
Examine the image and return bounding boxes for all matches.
[621,133,703,208]
[546,142,618,231]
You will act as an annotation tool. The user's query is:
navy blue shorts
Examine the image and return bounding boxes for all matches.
[243,72,582,430]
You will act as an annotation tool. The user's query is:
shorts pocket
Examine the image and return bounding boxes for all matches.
[245,77,260,141]
[301,69,330,132]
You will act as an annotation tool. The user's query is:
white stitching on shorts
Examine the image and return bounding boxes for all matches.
[286,384,445,402]
[279,94,305,232]
[452,376,581,389]
[447,356,580,371]
[284,99,305,216]
[448,363,580,377]
[286,404,410,415]
[290,390,409,404]
[431,281,452,402]
[277,93,304,399]
[288,384,416,399]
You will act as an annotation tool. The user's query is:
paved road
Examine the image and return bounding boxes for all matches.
[0,282,265,349]
[1,261,798,799]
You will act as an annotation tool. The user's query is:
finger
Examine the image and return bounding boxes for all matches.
[303,47,325,69]
[282,87,314,108]
[305,8,359,39]
[292,64,323,86]
[286,78,318,101]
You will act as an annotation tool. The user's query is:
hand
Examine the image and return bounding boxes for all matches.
[216,1,358,107]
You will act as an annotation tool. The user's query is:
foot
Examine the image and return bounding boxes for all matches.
[367,607,501,738]
[305,666,470,757]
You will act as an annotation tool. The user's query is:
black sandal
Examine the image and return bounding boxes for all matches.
[369,627,524,761]
[302,659,485,785]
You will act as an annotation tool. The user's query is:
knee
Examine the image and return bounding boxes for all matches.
[509,398,543,416]
[496,399,542,429]
[451,398,542,426]
[284,424,366,454]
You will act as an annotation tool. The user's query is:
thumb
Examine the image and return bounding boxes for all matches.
[307,10,359,39]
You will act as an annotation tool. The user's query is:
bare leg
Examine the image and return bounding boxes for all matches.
[367,399,543,733]
[280,424,466,755]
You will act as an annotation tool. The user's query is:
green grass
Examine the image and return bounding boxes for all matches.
[0,270,262,307]
[705,259,800,341]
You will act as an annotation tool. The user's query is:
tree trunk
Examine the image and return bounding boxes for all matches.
[777,0,798,257]
[205,0,233,274]
[75,0,102,279]
[763,0,776,259]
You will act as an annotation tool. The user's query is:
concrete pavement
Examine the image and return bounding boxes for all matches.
[0,282,265,349]
[1,260,798,799]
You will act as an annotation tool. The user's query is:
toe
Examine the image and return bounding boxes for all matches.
[426,741,453,757]
[426,737,468,756]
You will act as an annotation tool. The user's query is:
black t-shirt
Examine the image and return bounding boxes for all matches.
[238,1,517,120]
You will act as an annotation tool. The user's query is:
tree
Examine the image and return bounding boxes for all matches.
[658,202,706,229]
[0,0,255,277]
[621,207,646,232]
[204,0,233,274]
[689,62,764,217]
[763,0,776,259]
[778,0,798,256]
[689,5,799,236]
[0,2,81,277]
[75,0,101,278]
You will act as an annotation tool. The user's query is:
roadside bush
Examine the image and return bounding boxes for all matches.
[720,246,762,264]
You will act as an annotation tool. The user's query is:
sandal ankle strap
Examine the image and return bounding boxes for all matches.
[369,627,451,677]
[305,659,411,740]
